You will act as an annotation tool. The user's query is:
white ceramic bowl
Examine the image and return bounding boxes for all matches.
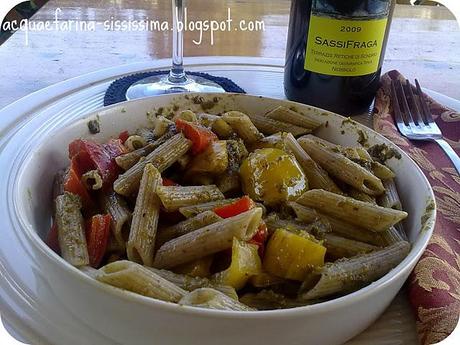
[0,93,435,345]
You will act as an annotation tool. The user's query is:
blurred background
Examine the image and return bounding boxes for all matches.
[0,0,449,45]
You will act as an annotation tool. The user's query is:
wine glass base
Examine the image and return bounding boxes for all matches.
[125,74,225,100]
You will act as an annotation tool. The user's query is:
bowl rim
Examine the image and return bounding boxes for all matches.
[13,92,436,318]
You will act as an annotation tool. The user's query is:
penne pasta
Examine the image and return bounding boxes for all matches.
[264,212,330,238]
[179,288,254,311]
[146,268,238,299]
[297,189,408,231]
[135,127,156,143]
[299,241,411,300]
[178,198,238,218]
[221,111,263,144]
[240,290,313,310]
[125,135,147,151]
[116,129,178,170]
[323,233,378,259]
[157,185,225,212]
[96,260,186,302]
[245,113,311,137]
[114,133,192,196]
[55,192,89,267]
[265,106,322,130]
[127,164,162,266]
[347,188,377,204]
[379,226,406,246]
[288,201,319,223]
[81,170,103,190]
[298,136,385,195]
[320,214,383,246]
[153,116,174,138]
[354,147,395,180]
[174,110,198,123]
[378,179,403,210]
[153,208,263,269]
[284,133,342,193]
[99,191,132,247]
[156,211,222,246]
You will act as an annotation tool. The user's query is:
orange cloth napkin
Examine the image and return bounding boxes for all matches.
[373,70,460,345]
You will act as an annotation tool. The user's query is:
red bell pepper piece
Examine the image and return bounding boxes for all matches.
[175,118,218,154]
[63,157,94,209]
[85,214,112,268]
[213,196,255,219]
[69,138,126,187]
[248,222,268,258]
[162,178,179,186]
[46,222,60,254]
[118,130,129,144]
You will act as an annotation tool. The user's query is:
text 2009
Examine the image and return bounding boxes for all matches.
[340,26,362,33]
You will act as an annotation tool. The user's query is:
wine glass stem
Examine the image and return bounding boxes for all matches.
[169,0,187,84]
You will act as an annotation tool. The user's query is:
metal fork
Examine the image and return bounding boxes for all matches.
[390,79,460,174]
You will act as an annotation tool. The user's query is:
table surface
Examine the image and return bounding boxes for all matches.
[0,0,459,109]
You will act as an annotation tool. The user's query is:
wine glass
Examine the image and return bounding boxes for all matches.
[126,0,225,100]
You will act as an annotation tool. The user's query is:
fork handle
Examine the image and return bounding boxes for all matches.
[434,139,460,175]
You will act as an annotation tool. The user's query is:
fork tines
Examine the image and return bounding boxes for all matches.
[390,78,434,128]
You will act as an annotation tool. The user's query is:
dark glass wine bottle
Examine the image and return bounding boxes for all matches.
[284,0,395,115]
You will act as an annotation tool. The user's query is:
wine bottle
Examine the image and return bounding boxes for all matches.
[284,0,395,115]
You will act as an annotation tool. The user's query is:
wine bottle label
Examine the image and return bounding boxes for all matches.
[304,15,388,77]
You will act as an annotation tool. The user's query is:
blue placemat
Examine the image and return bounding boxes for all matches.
[104,71,246,106]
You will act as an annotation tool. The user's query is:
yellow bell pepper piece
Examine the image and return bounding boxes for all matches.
[263,228,326,281]
[213,238,262,290]
[239,148,308,205]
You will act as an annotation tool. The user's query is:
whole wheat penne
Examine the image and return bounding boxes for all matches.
[179,288,254,311]
[264,213,330,237]
[115,142,158,170]
[240,290,315,310]
[127,164,162,266]
[297,189,408,231]
[265,106,322,130]
[354,147,396,180]
[153,116,175,137]
[341,147,361,160]
[147,268,238,299]
[99,191,132,247]
[96,260,186,302]
[320,214,383,246]
[323,233,378,259]
[347,188,377,204]
[157,185,225,212]
[298,136,385,195]
[299,241,411,300]
[55,192,89,267]
[116,129,178,170]
[179,198,239,218]
[221,111,263,144]
[175,110,198,123]
[153,208,262,269]
[136,127,156,142]
[379,226,406,246]
[114,133,192,196]
[81,170,103,190]
[284,133,342,193]
[395,222,408,241]
[287,201,319,223]
[125,135,147,151]
[378,179,403,210]
[246,113,311,137]
[156,210,222,246]
[249,132,288,151]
